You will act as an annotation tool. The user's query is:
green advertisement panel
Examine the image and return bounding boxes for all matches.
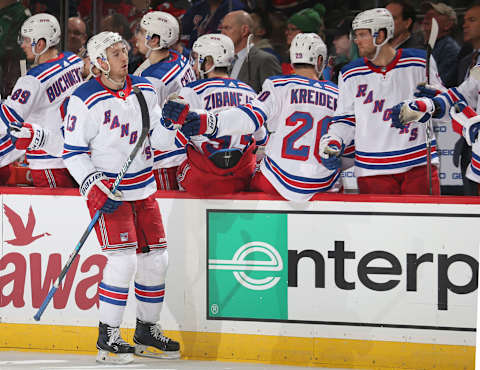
[207,211,288,320]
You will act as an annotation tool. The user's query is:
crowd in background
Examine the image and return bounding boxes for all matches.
[0,0,477,194]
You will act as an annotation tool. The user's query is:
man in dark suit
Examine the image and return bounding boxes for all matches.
[221,10,282,92]
[385,0,424,50]
[453,3,480,195]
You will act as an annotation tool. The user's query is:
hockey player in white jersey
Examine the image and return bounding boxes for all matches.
[163,33,347,200]
[63,32,181,364]
[318,8,444,195]
[134,11,195,190]
[169,33,266,195]
[391,66,480,187]
[1,13,84,187]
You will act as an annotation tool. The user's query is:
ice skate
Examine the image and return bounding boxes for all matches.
[96,322,135,364]
[133,318,180,359]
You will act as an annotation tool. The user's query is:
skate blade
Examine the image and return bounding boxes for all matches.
[96,349,134,364]
[134,344,180,359]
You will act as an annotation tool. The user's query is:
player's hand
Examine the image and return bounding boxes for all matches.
[390,98,435,128]
[319,134,344,170]
[180,110,218,138]
[80,172,123,214]
[449,101,480,146]
[161,96,190,129]
[8,122,45,150]
[414,82,443,99]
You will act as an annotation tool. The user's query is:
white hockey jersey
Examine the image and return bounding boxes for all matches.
[134,50,196,168]
[329,48,442,177]
[0,52,84,169]
[63,75,180,201]
[208,75,344,201]
[178,77,267,155]
[437,69,480,183]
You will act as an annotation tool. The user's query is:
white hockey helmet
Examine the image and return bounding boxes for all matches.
[193,33,234,78]
[87,31,124,73]
[352,8,394,42]
[20,13,61,56]
[140,11,179,50]
[290,33,327,75]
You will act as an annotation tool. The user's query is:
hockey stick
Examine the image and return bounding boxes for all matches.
[425,17,438,195]
[34,86,150,321]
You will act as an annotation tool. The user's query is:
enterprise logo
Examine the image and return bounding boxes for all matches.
[208,242,283,290]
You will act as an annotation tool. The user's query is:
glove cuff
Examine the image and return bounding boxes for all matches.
[432,97,446,118]
[204,112,218,137]
[30,124,46,150]
[417,98,436,113]
[80,171,106,198]
[195,111,218,137]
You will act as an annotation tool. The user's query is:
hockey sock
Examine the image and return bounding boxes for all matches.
[135,249,168,322]
[99,251,136,327]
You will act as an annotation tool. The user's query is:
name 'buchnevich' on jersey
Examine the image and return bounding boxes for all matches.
[290,88,337,111]
[204,91,254,111]
[46,67,83,103]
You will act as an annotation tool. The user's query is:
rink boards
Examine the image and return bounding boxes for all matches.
[0,188,479,369]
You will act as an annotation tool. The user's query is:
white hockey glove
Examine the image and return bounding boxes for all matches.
[319,134,344,170]
[80,172,123,214]
[8,122,45,150]
[390,98,436,128]
[449,101,480,146]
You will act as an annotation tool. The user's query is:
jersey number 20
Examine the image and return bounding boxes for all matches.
[282,111,328,164]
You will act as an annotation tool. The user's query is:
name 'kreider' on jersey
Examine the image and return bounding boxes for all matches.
[213,74,350,201]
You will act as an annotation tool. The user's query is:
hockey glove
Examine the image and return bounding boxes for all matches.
[80,172,123,214]
[8,122,46,150]
[319,134,344,171]
[180,110,218,138]
[390,98,436,128]
[449,101,480,146]
[161,96,190,129]
[414,82,443,99]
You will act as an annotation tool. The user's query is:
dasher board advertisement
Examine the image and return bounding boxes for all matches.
[207,209,478,331]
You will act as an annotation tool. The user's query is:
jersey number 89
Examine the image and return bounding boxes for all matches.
[11,89,30,104]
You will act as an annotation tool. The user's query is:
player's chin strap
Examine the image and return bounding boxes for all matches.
[199,57,215,79]
[32,42,49,66]
[84,64,96,81]
[368,34,389,61]
[100,64,126,90]
[315,56,326,78]
[105,73,126,90]
[200,65,214,79]
[144,38,164,58]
